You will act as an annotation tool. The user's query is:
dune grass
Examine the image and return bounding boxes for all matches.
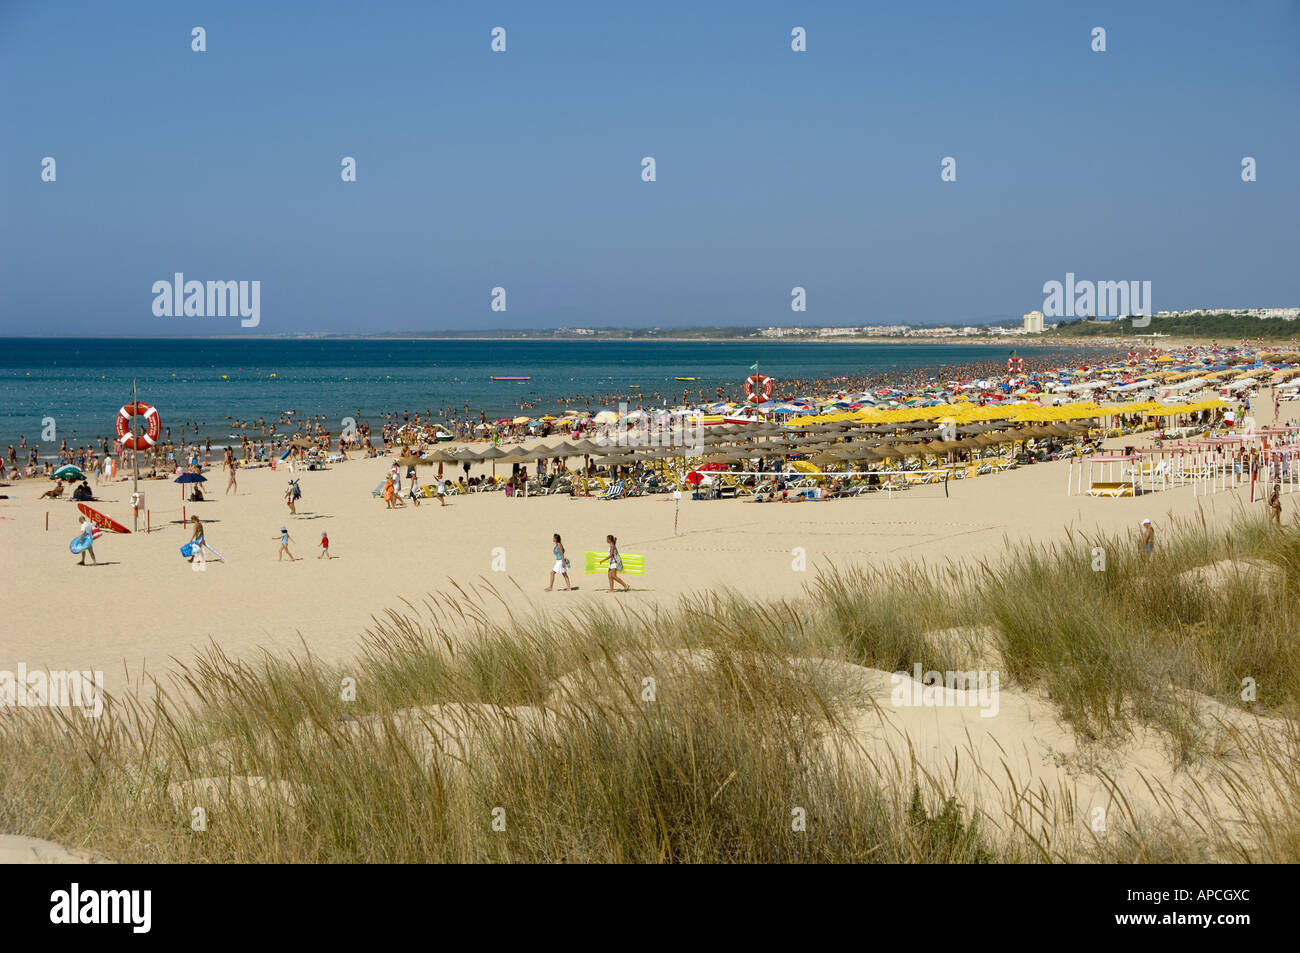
[3,511,1299,863]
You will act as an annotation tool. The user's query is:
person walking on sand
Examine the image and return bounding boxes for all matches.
[277,525,295,561]
[225,447,237,495]
[436,475,448,506]
[1269,483,1282,526]
[546,533,571,591]
[76,515,97,567]
[187,515,205,563]
[1140,518,1154,556]
[285,478,300,515]
[318,531,330,559]
[600,534,630,593]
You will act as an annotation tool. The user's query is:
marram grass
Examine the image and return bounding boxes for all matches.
[3,513,1299,863]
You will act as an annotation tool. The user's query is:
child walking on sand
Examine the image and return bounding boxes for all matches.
[76,515,97,567]
[600,534,630,593]
[546,533,571,591]
[319,531,330,559]
[187,515,205,563]
[277,525,295,561]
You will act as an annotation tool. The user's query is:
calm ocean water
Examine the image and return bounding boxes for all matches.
[0,338,1094,452]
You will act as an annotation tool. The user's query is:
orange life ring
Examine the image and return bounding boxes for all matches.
[115,402,161,450]
[744,374,774,402]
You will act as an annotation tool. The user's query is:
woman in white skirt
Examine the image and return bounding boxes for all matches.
[546,533,572,591]
[602,533,630,593]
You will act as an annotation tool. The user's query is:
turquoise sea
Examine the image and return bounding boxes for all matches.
[0,338,1101,452]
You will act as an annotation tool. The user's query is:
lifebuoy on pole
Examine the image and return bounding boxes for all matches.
[115,402,161,450]
[744,374,774,403]
[1006,356,1024,375]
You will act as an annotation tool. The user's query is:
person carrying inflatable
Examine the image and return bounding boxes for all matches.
[71,515,97,566]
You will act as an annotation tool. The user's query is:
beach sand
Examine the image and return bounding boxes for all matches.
[0,420,1282,702]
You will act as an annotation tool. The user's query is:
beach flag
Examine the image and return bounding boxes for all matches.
[749,362,759,371]
[584,551,646,575]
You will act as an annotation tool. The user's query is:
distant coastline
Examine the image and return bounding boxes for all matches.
[1,333,1119,348]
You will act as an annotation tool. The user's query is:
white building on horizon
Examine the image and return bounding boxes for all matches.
[1023,310,1045,333]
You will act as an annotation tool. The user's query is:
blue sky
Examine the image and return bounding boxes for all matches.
[2,0,1296,334]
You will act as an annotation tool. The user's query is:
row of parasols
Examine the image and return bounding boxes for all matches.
[395,417,1098,470]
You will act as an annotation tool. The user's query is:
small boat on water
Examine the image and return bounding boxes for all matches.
[675,377,696,381]
[491,376,530,381]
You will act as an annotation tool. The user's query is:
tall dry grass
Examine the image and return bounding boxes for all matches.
[3,512,1299,863]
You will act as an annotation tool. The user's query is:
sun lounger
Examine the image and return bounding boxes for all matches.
[1087,481,1134,498]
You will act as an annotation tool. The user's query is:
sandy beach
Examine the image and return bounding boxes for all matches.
[2,408,1286,701]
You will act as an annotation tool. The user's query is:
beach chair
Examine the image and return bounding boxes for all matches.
[371,482,385,498]
[1087,481,1134,498]
[601,479,627,500]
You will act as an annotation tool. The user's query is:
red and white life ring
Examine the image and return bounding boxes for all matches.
[1006,356,1024,375]
[115,402,161,450]
[744,374,774,403]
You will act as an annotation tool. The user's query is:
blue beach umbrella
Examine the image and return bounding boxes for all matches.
[175,471,207,500]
